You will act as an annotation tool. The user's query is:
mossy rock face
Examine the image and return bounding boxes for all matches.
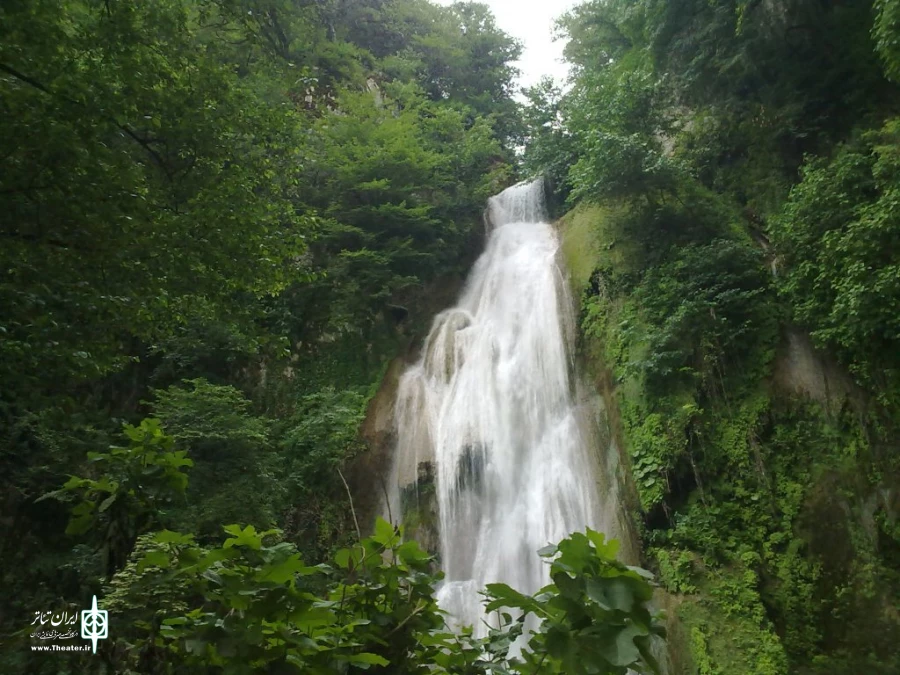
[795,470,900,674]
[674,566,789,675]
[556,202,900,675]
[456,443,486,492]
[557,202,632,297]
[399,461,440,560]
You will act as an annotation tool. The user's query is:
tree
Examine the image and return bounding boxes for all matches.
[874,0,900,81]
[39,419,193,577]
[769,120,900,404]
[520,77,577,208]
[0,0,312,399]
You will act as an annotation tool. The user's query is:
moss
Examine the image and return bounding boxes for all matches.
[689,626,715,675]
[399,466,440,558]
[558,196,900,674]
[557,201,634,295]
[558,203,603,292]
[676,566,789,675]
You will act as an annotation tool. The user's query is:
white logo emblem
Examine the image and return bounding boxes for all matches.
[80,595,108,654]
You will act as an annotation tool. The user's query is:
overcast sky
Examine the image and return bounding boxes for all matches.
[436,0,578,91]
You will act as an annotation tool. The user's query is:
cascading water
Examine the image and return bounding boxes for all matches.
[387,178,619,637]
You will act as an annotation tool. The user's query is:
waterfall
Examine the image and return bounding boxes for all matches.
[387,178,617,637]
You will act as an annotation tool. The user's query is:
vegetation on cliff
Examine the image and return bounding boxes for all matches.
[525,1,900,673]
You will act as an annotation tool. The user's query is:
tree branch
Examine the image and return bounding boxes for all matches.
[337,467,362,542]
[1,61,174,181]
[0,62,52,95]
[0,229,98,253]
[115,124,173,181]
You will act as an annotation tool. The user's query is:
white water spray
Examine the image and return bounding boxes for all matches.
[387,178,615,636]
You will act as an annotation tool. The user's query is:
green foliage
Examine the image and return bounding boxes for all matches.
[619,406,689,512]
[558,0,651,74]
[278,387,368,557]
[39,419,192,576]
[689,627,714,675]
[359,0,523,142]
[0,0,313,397]
[151,379,269,454]
[527,0,888,217]
[672,105,793,218]
[102,520,662,674]
[102,531,195,655]
[520,77,577,209]
[575,201,779,516]
[874,0,900,81]
[770,118,900,406]
[676,567,790,675]
[0,0,521,416]
[300,83,509,333]
[141,521,458,673]
[280,388,367,491]
[149,379,277,537]
[550,1,900,671]
[566,68,680,205]
[627,239,777,394]
[651,0,884,141]
[652,548,697,595]
[0,1,527,672]
[485,530,666,675]
[152,378,267,448]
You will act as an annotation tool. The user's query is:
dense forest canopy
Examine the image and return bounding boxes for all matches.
[3,0,900,673]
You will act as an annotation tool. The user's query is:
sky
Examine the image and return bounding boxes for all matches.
[436,0,578,91]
